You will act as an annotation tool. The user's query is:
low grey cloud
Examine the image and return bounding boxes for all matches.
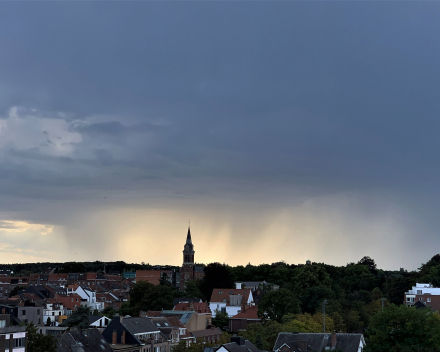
[0,1,439,268]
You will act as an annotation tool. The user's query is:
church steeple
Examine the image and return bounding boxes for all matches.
[186,227,192,243]
[183,225,195,264]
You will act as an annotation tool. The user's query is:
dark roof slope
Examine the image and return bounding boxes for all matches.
[57,329,113,352]
[274,332,363,352]
[122,317,160,335]
[221,340,260,352]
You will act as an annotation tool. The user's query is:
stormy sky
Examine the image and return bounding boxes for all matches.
[0,1,439,270]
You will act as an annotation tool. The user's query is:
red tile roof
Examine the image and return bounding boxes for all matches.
[230,305,260,320]
[173,302,211,314]
[209,289,251,304]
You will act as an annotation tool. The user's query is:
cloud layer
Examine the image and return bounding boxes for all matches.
[0,2,440,269]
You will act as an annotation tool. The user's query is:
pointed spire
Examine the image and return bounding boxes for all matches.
[186,226,192,243]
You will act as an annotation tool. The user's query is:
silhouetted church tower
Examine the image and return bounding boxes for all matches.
[183,227,195,265]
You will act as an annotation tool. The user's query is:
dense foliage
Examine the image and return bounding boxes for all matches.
[365,305,440,352]
[129,280,177,316]
[26,323,57,352]
[60,306,91,329]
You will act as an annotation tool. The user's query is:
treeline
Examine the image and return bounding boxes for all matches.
[0,261,179,276]
[192,256,440,333]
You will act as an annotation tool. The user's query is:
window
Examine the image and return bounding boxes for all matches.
[218,291,223,294]
[21,310,26,316]
[428,298,432,302]
[417,290,422,295]
[0,320,5,328]
[14,338,26,347]
[37,309,40,314]
[223,299,226,302]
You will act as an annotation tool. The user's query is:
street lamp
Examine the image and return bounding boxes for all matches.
[322,300,328,333]
[381,298,387,312]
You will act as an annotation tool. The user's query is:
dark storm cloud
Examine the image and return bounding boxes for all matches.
[0,1,440,267]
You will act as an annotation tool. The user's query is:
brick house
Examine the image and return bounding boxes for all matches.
[229,305,260,332]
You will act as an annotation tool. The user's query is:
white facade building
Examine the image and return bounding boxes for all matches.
[0,326,27,352]
[43,303,65,326]
[209,283,254,318]
[405,283,440,305]
[72,286,104,311]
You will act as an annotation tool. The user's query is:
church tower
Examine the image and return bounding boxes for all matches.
[183,227,195,264]
[180,226,195,290]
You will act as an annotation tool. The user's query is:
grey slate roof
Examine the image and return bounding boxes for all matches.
[273,332,364,352]
[161,310,194,325]
[221,340,260,352]
[122,317,161,335]
[57,328,113,352]
[191,327,223,338]
[173,297,201,306]
[0,326,26,334]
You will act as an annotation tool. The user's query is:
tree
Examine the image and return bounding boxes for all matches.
[282,313,334,333]
[299,285,334,314]
[9,285,26,297]
[358,256,378,275]
[60,306,90,329]
[119,302,131,316]
[241,321,282,351]
[129,281,176,315]
[59,262,86,273]
[212,310,229,329]
[365,305,440,352]
[387,274,417,305]
[171,340,188,352]
[26,323,57,352]
[199,263,234,300]
[344,309,364,333]
[183,279,204,300]
[258,288,300,322]
[101,306,117,319]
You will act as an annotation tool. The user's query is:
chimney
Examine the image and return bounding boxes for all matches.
[231,337,246,346]
[112,330,117,344]
[122,330,126,344]
[331,332,337,349]
[236,283,242,289]
[298,341,307,351]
